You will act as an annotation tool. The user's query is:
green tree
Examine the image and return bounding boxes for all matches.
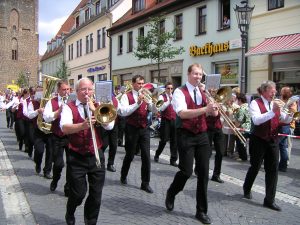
[134,15,184,83]
[16,71,28,88]
[55,61,70,80]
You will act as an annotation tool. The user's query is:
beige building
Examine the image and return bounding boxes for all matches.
[0,0,39,90]
[65,0,131,90]
[247,0,300,94]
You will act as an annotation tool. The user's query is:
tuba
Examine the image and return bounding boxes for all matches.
[37,74,61,134]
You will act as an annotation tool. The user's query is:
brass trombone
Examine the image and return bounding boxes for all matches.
[94,103,117,124]
[205,86,247,146]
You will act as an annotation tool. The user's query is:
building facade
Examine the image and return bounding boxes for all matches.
[247,0,300,94]
[109,0,244,91]
[65,0,132,90]
[0,0,39,90]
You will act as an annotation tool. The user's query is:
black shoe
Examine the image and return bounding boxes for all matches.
[50,180,57,192]
[65,213,75,225]
[120,177,127,185]
[263,200,281,211]
[195,212,211,224]
[154,156,159,162]
[28,153,32,158]
[64,188,69,197]
[211,175,224,183]
[170,161,178,167]
[279,167,287,172]
[135,151,141,156]
[165,191,175,211]
[107,164,116,172]
[243,188,252,199]
[141,184,153,193]
[35,165,41,174]
[44,173,53,179]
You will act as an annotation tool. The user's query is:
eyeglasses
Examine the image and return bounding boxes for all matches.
[79,87,94,92]
[166,87,173,90]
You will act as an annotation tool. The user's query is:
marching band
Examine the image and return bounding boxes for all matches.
[0,64,299,225]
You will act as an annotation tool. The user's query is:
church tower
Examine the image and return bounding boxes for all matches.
[0,0,39,90]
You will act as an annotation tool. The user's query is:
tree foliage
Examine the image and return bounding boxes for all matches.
[16,71,29,88]
[55,61,70,80]
[134,15,184,83]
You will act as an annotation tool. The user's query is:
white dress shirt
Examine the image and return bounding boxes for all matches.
[250,96,292,125]
[159,94,171,112]
[172,81,203,114]
[26,100,39,119]
[60,99,114,130]
[43,95,66,123]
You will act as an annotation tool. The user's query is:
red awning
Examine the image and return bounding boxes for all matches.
[246,33,300,56]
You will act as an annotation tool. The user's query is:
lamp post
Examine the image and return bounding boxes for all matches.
[234,0,254,93]
[26,71,30,87]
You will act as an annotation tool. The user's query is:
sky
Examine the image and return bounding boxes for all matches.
[39,0,81,55]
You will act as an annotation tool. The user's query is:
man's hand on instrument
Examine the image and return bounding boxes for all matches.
[137,94,144,104]
[272,101,280,113]
[37,107,44,114]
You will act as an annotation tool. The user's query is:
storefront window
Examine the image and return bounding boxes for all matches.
[215,62,239,86]
[273,71,300,95]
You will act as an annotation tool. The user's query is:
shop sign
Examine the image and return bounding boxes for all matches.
[87,65,106,73]
[215,62,239,85]
[190,41,230,57]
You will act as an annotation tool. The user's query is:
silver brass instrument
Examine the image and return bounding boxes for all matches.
[37,74,60,134]
[205,86,247,146]
[138,87,165,109]
[273,96,300,121]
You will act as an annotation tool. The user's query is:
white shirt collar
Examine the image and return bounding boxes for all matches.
[186,81,199,92]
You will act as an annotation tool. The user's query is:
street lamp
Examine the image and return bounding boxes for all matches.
[26,71,30,87]
[234,0,254,93]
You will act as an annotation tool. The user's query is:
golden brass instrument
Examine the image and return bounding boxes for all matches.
[94,103,117,124]
[116,83,132,100]
[205,86,247,146]
[37,74,60,134]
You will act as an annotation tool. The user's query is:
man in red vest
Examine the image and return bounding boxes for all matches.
[165,63,218,224]
[243,81,292,211]
[154,82,178,166]
[60,78,115,225]
[43,80,70,195]
[119,75,155,193]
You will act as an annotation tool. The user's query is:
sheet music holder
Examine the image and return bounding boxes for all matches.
[205,74,221,91]
[95,80,113,103]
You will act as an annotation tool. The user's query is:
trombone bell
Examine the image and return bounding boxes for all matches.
[94,103,117,124]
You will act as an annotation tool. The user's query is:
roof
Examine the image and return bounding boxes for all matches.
[246,33,300,56]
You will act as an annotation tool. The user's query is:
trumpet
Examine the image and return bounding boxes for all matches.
[204,86,247,146]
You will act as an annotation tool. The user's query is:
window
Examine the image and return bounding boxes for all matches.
[98,73,107,81]
[175,14,183,40]
[138,27,144,37]
[96,1,100,15]
[102,27,106,48]
[128,31,133,52]
[11,38,18,60]
[133,0,145,12]
[85,8,90,21]
[78,74,82,80]
[76,16,79,28]
[219,0,230,29]
[268,0,284,10]
[88,75,94,82]
[197,6,207,35]
[108,0,119,8]
[97,29,101,49]
[86,35,89,54]
[118,35,123,55]
[159,20,165,34]
[79,39,82,56]
[90,33,93,52]
[76,40,79,57]
[12,50,17,60]
[71,44,73,60]
[215,62,239,85]
[68,45,71,60]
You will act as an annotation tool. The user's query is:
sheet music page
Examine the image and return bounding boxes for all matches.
[205,74,221,90]
[95,81,113,103]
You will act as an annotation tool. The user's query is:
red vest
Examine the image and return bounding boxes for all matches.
[28,99,39,128]
[126,91,148,128]
[50,97,64,137]
[67,101,102,155]
[16,102,28,120]
[252,98,280,141]
[161,94,176,121]
[206,114,222,129]
[178,85,207,134]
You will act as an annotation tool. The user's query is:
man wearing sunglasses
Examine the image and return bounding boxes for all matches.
[154,82,178,166]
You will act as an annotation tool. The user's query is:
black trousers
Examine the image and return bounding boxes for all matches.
[66,150,105,225]
[101,123,118,166]
[15,118,25,150]
[121,124,151,184]
[207,128,225,176]
[167,129,211,214]
[51,134,69,184]
[117,116,126,145]
[24,121,35,156]
[243,135,279,204]
[155,118,178,162]
[34,129,53,175]
[236,132,250,160]
[6,108,14,128]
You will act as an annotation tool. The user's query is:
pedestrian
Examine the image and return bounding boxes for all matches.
[60,78,115,225]
[165,63,218,224]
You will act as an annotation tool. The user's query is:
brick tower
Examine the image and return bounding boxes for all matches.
[0,0,39,91]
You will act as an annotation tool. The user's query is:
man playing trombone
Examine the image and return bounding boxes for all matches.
[60,78,115,225]
[243,81,293,211]
[119,75,155,193]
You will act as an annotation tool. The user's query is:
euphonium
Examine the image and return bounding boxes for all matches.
[37,74,61,134]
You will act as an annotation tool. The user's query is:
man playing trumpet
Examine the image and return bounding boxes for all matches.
[119,75,155,193]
